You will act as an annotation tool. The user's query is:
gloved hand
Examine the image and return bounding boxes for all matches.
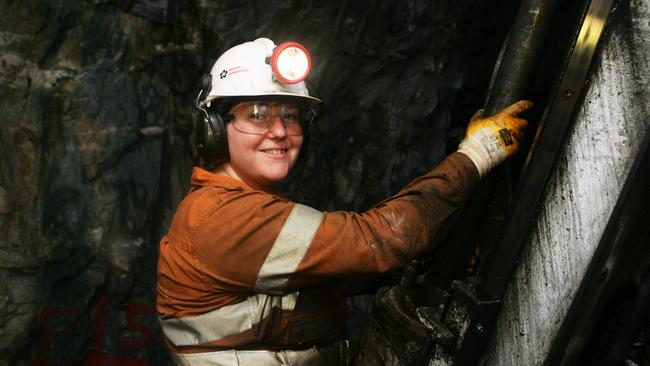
[457,100,533,177]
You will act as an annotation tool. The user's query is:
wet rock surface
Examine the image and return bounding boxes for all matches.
[0,0,516,364]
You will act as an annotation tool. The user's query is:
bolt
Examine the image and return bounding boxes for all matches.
[563,89,574,99]
[598,269,608,282]
[475,323,486,333]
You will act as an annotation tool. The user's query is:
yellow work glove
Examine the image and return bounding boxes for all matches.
[457,100,533,177]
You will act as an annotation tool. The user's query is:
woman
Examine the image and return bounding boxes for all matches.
[156,38,531,365]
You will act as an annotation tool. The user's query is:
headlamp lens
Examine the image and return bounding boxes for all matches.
[271,42,311,84]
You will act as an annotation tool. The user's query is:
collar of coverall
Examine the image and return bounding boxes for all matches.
[190,166,253,191]
[190,167,294,200]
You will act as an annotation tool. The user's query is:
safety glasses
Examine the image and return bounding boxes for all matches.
[229,102,304,136]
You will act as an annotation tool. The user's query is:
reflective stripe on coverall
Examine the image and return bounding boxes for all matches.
[156,152,479,365]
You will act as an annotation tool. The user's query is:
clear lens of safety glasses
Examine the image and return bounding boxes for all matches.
[230,102,303,136]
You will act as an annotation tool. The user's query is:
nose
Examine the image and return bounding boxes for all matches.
[266,116,288,139]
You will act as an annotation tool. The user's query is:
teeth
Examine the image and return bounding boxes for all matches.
[265,149,287,155]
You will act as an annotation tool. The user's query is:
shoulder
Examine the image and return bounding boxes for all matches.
[204,188,296,226]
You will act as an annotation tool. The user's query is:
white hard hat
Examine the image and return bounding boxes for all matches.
[203,38,321,106]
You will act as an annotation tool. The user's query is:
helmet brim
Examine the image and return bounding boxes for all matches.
[204,92,321,109]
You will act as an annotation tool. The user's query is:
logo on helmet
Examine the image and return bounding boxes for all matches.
[228,66,249,75]
[219,70,228,79]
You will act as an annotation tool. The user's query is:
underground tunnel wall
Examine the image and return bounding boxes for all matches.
[0,0,518,364]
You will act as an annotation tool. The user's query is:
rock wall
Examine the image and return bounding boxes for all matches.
[481,0,650,364]
[0,0,516,364]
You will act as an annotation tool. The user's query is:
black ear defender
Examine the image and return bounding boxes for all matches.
[194,74,231,166]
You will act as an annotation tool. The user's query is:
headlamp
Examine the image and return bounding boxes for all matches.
[270,42,312,84]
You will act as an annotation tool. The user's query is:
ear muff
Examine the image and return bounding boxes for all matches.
[195,106,230,165]
[195,74,231,166]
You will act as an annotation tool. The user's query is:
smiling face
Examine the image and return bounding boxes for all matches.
[219,102,304,192]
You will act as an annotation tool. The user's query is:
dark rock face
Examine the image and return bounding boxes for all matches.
[0,0,515,364]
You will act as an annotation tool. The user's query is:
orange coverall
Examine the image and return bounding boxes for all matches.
[156,152,479,362]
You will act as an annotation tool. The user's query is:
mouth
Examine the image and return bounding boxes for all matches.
[260,148,289,158]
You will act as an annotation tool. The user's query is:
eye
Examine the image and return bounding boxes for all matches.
[280,107,301,123]
[249,111,264,120]
[248,104,268,122]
